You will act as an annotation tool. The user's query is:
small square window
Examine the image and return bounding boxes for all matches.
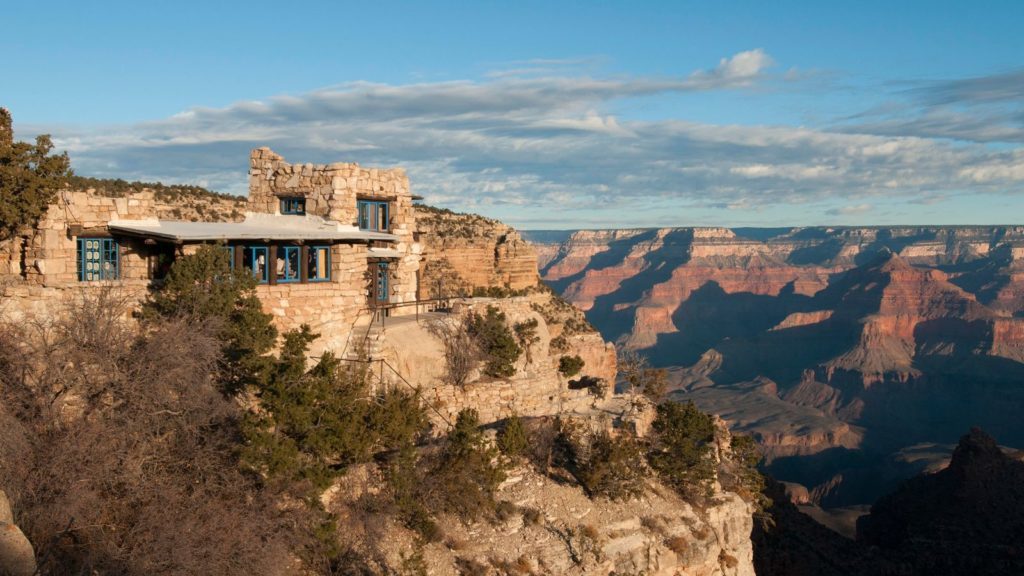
[357,200,389,231]
[280,197,306,215]
[77,238,120,281]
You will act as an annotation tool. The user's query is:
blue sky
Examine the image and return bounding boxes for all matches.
[4,0,1024,228]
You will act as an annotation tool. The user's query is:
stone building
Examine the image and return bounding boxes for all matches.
[0,147,422,355]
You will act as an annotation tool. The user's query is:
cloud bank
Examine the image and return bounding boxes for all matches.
[24,51,1024,227]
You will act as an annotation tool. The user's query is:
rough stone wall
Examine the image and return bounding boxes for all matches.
[258,243,371,357]
[247,147,420,307]
[0,189,162,288]
[414,207,539,292]
[0,145,425,356]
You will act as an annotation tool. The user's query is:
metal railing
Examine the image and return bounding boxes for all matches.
[336,355,453,429]
[364,296,456,326]
[351,297,456,358]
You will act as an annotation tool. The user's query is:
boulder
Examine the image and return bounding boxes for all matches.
[0,491,11,524]
[0,522,36,576]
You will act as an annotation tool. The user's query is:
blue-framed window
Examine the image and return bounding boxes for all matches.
[276,246,300,283]
[244,246,269,284]
[308,246,331,282]
[280,197,306,215]
[374,261,389,302]
[77,238,120,281]
[357,200,389,231]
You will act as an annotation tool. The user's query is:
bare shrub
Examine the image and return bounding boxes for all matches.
[0,297,302,576]
[577,430,648,501]
[666,535,689,555]
[521,507,542,526]
[427,315,480,387]
[641,515,669,536]
[618,347,668,401]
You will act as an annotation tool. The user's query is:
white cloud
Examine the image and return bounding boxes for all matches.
[19,51,1024,226]
[826,203,873,216]
[713,48,774,79]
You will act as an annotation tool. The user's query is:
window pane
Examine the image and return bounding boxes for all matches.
[357,201,389,231]
[280,197,306,215]
[77,238,120,282]
[360,201,372,230]
[376,262,389,300]
[319,247,329,279]
[276,246,299,281]
[245,246,268,283]
[308,246,330,280]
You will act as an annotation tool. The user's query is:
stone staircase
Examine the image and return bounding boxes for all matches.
[361,320,386,360]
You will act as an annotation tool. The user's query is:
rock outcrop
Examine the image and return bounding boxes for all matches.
[376,293,616,427]
[0,491,36,576]
[415,206,539,293]
[755,429,1024,576]
[328,418,756,576]
[856,428,1024,575]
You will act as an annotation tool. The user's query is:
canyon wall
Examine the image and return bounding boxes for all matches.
[530,226,1024,506]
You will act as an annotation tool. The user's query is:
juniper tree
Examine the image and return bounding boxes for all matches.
[558,354,585,378]
[513,318,540,363]
[0,108,72,240]
[425,408,505,519]
[243,325,428,491]
[496,411,528,459]
[647,401,717,499]
[144,244,278,392]
[467,305,521,378]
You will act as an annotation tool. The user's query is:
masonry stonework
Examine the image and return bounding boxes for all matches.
[247,148,420,309]
[0,148,424,359]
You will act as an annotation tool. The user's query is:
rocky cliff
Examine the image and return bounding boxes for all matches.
[327,416,756,576]
[529,226,1024,507]
[360,213,761,574]
[415,205,539,293]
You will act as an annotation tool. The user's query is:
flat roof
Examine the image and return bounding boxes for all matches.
[108,213,398,243]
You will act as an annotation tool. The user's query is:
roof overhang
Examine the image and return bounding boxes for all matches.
[108,213,398,243]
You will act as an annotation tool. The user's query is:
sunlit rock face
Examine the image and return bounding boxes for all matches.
[414,206,539,291]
